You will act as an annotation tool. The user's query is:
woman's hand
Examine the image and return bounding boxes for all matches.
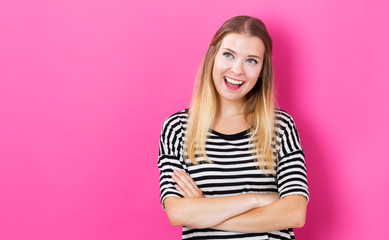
[172,169,204,198]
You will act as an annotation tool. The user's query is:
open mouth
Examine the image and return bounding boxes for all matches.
[224,76,244,89]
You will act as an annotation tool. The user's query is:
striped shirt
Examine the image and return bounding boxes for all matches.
[158,109,309,239]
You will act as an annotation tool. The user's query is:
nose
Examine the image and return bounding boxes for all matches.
[231,60,243,75]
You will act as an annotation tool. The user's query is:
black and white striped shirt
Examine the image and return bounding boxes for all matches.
[158,109,309,239]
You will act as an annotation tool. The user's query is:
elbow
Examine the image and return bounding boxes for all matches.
[164,197,185,227]
[284,195,307,228]
[291,207,306,228]
[163,197,208,228]
[168,217,181,227]
[166,207,184,227]
[293,214,306,228]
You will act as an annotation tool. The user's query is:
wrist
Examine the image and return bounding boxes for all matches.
[254,194,265,208]
[244,193,263,208]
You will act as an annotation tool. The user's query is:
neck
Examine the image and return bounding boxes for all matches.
[217,98,246,118]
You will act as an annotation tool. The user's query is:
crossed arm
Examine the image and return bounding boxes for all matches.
[164,169,307,233]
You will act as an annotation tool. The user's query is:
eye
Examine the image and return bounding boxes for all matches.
[246,58,258,64]
[223,52,234,59]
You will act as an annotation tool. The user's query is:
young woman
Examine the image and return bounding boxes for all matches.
[158,16,308,239]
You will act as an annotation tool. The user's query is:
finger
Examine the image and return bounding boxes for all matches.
[173,170,204,198]
[176,170,204,198]
[176,170,198,189]
[179,170,199,188]
[172,172,193,195]
[174,184,188,197]
[175,170,198,194]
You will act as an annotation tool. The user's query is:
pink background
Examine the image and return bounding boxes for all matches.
[1,0,388,239]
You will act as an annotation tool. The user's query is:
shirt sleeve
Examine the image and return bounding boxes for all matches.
[158,113,187,209]
[276,112,309,201]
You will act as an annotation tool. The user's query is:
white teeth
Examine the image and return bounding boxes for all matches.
[225,77,243,85]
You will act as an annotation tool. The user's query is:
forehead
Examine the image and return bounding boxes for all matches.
[219,33,265,56]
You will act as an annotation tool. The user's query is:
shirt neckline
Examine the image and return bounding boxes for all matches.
[210,129,250,140]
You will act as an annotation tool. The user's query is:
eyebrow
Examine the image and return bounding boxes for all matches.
[222,48,262,59]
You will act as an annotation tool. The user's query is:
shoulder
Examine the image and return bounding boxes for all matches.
[274,108,303,150]
[160,109,188,135]
[275,108,294,122]
[274,108,298,127]
[162,109,188,127]
[274,108,301,137]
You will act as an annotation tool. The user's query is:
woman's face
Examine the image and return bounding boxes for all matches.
[212,33,265,105]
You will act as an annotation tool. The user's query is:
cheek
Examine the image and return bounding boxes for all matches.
[212,65,222,82]
[214,57,230,74]
[246,66,262,80]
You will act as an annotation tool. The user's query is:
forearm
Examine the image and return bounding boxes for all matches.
[164,194,259,228]
[212,195,307,233]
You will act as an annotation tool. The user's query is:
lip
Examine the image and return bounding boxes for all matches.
[224,76,245,90]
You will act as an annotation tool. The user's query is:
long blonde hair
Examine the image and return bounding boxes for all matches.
[185,16,276,171]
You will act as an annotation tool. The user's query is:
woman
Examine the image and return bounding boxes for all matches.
[158,16,308,239]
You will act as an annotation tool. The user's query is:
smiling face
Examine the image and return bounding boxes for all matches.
[212,33,265,106]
